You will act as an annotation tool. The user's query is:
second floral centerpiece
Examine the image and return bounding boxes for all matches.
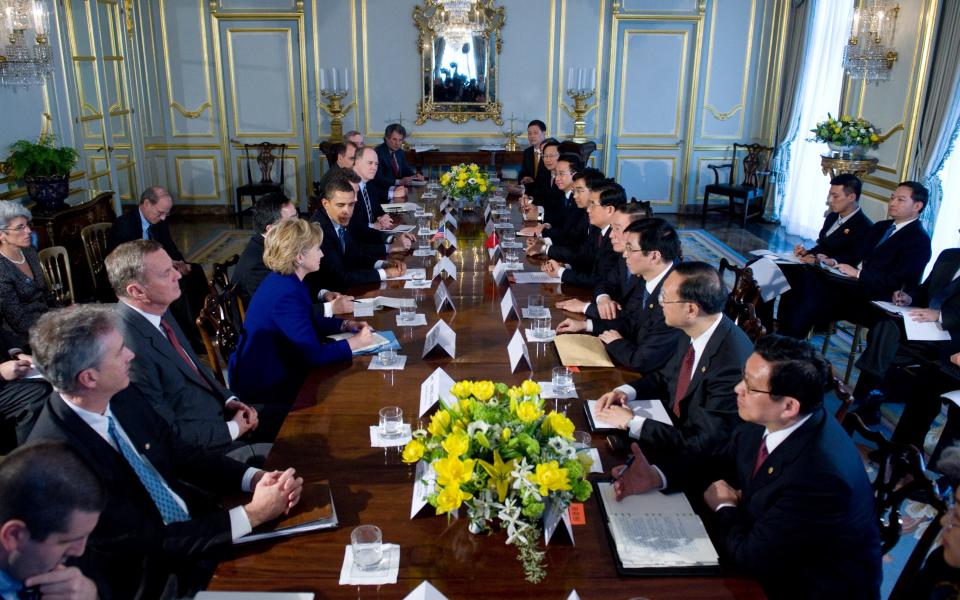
[439,162,490,201]
[402,380,593,583]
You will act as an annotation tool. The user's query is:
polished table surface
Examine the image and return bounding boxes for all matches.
[209,199,766,599]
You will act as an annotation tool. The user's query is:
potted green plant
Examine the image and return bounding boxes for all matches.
[3,134,79,213]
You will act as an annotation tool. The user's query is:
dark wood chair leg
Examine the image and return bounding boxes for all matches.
[702,191,711,222]
[235,190,244,228]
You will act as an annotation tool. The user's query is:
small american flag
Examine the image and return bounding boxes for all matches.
[433,221,446,240]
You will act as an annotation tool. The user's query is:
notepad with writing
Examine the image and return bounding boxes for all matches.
[236,481,338,544]
[554,334,614,367]
[594,481,719,576]
[584,399,672,431]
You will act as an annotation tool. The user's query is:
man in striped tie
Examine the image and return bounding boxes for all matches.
[610,335,881,600]
[27,305,303,599]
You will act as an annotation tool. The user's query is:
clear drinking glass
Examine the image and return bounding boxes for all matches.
[552,366,573,395]
[418,233,431,250]
[573,430,592,451]
[379,406,403,438]
[412,270,426,286]
[351,525,383,570]
[399,299,417,322]
[377,349,397,366]
[528,294,545,317]
[533,316,552,340]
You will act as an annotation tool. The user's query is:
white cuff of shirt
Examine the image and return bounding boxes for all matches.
[714,503,737,512]
[627,415,646,439]
[651,465,668,491]
[581,302,592,315]
[229,506,253,541]
[557,267,566,279]
[377,268,387,280]
[938,310,944,325]
[543,237,553,248]
[387,187,395,200]
[323,302,333,318]
[585,320,594,333]
[226,420,240,440]
[375,260,386,269]
[616,384,637,402]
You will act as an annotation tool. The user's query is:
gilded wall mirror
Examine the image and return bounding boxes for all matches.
[413,0,504,125]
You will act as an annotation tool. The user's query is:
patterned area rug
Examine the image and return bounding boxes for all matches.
[186,229,250,267]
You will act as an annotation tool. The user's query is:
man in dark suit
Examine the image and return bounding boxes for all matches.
[611,335,881,600]
[308,174,406,293]
[518,120,550,193]
[541,180,626,289]
[853,246,960,426]
[557,218,681,374]
[594,261,753,462]
[105,240,285,455]
[776,181,932,339]
[26,305,303,599]
[0,442,103,599]
[794,173,873,265]
[106,186,209,348]
[351,150,415,254]
[373,123,422,189]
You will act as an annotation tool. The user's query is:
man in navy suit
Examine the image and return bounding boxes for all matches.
[557,217,681,374]
[309,174,406,292]
[776,181,932,338]
[594,261,753,463]
[373,123,422,189]
[518,120,550,193]
[27,305,302,599]
[612,335,881,600]
[794,173,873,265]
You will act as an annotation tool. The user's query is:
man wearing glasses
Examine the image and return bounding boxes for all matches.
[609,335,881,600]
[594,261,753,462]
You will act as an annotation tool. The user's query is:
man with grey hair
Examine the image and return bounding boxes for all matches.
[374,123,422,189]
[106,186,208,349]
[27,304,303,599]
[105,240,285,458]
[345,130,363,148]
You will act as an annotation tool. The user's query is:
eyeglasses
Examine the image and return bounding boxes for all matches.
[740,369,773,396]
[543,153,560,159]
[1,221,32,232]
[572,186,588,194]
[555,170,574,177]
[657,290,688,305]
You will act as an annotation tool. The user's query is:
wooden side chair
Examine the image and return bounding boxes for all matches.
[80,222,113,301]
[209,254,240,295]
[820,321,866,384]
[558,140,597,166]
[719,259,767,341]
[195,291,241,388]
[235,142,286,228]
[830,363,855,422]
[37,246,75,306]
[702,143,774,227]
[842,412,948,554]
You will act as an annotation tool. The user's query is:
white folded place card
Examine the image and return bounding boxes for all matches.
[484,220,495,236]
[507,329,532,373]
[542,498,574,546]
[443,212,457,229]
[524,328,556,343]
[369,425,413,447]
[492,260,508,285]
[419,367,457,416]
[488,245,501,260]
[368,355,407,371]
[422,319,456,358]
[445,228,458,249]
[513,272,562,284]
[433,257,457,280]
[537,381,578,399]
[396,313,428,327]
[353,305,375,318]
[484,204,492,221]
[404,280,433,289]
[404,581,448,600]
[433,282,456,313]
[413,249,436,257]
[499,288,520,322]
[410,461,437,518]
[338,543,400,585]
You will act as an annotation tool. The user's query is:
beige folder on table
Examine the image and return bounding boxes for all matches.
[554,334,615,367]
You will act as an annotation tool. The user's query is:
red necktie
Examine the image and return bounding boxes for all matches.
[752,437,769,478]
[391,152,400,178]
[160,318,213,392]
[673,345,695,416]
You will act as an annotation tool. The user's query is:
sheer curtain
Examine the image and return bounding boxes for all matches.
[777,0,854,241]
[930,123,960,268]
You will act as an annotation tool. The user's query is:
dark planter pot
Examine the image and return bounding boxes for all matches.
[25,174,70,213]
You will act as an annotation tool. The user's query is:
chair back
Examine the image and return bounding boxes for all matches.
[558,140,597,166]
[719,258,762,308]
[842,412,948,554]
[195,291,241,387]
[80,222,112,292]
[318,141,339,168]
[829,363,855,422]
[731,143,773,189]
[37,246,74,305]
[209,254,240,295]
[628,197,654,217]
[243,142,286,186]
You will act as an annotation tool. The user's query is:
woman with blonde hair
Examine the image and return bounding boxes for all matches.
[0,201,56,350]
[229,218,373,404]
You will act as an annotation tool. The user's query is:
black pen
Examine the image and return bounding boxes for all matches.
[615,454,636,480]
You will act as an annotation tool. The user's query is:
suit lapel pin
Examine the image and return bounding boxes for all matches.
[700,366,706,373]
[648,304,654,309]
[844,228,850,235]
[767,466,773,475]
[144,443,151,450]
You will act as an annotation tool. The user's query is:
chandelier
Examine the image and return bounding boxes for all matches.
[430,0,486,48]
[843,0,899,82]
[0,0,53,88]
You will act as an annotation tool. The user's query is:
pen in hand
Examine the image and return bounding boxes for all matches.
[614,454,636,480]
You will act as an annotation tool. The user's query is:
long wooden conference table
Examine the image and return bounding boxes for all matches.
[209,196,765,599]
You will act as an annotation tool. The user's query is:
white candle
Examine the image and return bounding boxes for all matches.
[577,68,584,92]
[31,1,45,35]
[319,68,326,92]
[332,68,338,93]
[590,68,596,91]
[343,68,349,93]
[568,68,574,91]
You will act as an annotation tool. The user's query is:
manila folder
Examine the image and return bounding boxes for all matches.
[554,334,614,368]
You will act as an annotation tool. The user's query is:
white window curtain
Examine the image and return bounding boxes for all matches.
[778,0,855,241]
[930,128,960,267]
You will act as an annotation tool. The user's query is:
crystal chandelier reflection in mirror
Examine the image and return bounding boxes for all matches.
[429,0,486,48]
[843,1,899,82]
[0,0,53,87]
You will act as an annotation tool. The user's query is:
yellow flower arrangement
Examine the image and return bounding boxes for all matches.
[471,380,496,401]
[529,461,571,496]
[541,412,575,440]
[439,163,491,200]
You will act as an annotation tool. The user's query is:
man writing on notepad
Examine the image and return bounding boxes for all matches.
[609,335,881,600]
[593,261,752,463]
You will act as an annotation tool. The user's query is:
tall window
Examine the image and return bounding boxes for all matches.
[930,128,960,267]
[778,1,855,241]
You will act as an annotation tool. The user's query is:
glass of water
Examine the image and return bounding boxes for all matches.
[377,349,397,367]
[504,247,521,267]
[533,316,552,340]
[552,366,573,395]
[399,299,417,322]
[528,294,545,317]
[573,430,592,451]
[351,525,383,571]
[502,229,517,246]
[412,270,426,286]
[379,406,403,438]
[418,233,431,250]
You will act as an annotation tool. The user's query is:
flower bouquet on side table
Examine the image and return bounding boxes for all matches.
[402,379,593,583]
[809,113,880,157]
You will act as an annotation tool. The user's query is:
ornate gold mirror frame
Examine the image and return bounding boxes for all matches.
[413,0,504,125]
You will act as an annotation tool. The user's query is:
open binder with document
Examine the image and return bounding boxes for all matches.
[594,481,719,576]
[236,481,338,544]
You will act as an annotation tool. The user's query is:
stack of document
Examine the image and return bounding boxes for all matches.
[327,331,399,355]
[597,482,718,569]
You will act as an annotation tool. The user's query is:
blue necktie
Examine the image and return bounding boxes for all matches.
[107,417,190,524]
[877,223,896,246]
[361,185,373,224]
[642,286,650,308]
[337,226,346,253]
